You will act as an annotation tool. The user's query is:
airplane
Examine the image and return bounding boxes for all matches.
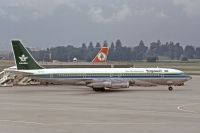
[92,47,109,63]
[72,47,108,63]
[10,40,192,92]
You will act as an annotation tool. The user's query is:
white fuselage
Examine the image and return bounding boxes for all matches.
[14,68,192,86]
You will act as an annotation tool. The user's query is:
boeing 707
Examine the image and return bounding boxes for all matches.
[10,40,192,92]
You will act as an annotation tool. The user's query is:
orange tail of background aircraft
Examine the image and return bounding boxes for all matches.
[92,47,109,63]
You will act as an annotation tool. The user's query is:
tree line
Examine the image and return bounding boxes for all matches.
[29,40,200,62]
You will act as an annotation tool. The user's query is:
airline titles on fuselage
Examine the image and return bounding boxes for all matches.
[125,69,164,73]
[146,69,162,73]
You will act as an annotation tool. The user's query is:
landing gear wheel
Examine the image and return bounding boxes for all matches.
[100,88,106,92]
[93,88,106,92]
[168,86,173,91]
[93,88,99,92]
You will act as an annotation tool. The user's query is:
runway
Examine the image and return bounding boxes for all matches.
[0,76,199,133]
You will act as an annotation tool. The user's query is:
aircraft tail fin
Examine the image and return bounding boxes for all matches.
[92,47,109,63]
[11,40,44,70]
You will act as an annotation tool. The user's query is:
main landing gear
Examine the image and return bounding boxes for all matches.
[93,87,106,92]
[168,86,173,91]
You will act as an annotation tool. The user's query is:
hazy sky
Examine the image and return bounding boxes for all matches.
[0,0,200,50]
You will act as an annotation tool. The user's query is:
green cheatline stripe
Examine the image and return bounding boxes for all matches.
[34,72,183,75]
[31,74,188,79]
[34,73,183,76]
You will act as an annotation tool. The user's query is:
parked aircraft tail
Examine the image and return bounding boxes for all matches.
[11,40,44,70]
[92,47,109,63]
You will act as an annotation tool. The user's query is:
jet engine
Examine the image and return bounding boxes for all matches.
[87,81,129,89]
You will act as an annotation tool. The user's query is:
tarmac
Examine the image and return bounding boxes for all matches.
[0,76,199,133]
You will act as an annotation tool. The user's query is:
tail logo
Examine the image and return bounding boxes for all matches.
[19,54,28,64]
[97,52,106,61]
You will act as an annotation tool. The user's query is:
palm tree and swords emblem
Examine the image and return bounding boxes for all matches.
[19,54,28,64]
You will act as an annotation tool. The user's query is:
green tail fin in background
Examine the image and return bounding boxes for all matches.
[12,40,44,70]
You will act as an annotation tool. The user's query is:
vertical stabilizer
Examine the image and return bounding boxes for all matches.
[11,40,44,70]
[92,47,109,63]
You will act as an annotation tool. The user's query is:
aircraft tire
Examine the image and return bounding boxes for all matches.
[168,86,173,91]
[93,87,105,92]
